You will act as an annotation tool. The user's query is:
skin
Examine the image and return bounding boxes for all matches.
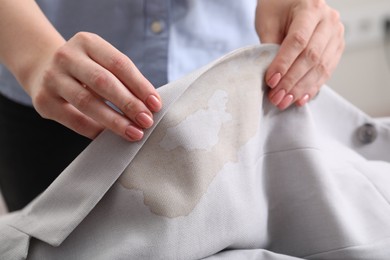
[0,0,161,142]
[0,0,344,141]
[256,0,345,110]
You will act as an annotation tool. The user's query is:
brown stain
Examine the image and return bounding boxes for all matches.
[119,49,273,218]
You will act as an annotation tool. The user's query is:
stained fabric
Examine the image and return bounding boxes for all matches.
[0,45,389,259]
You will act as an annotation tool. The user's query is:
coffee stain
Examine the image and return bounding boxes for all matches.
[119,49,274,218]
[159,90,232,152]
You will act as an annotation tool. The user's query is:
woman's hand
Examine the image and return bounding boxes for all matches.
[0,0,161,141]
[255,0,345,109]
[28,32,162,142]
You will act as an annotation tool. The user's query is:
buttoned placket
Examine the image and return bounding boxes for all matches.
[143,0,170,88]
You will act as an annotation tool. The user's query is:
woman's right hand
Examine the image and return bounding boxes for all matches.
[28,32,162,141]
[0,1,161,141]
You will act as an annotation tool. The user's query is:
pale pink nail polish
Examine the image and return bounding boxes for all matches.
[297,94,310,106]
[146,95,162,112]
[268,73,282,88]
[136,112,154,128]
[278,94,294,110]
[125,125,144,141]
[271,89,286,105]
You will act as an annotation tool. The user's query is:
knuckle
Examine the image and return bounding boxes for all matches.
[317,63,331,79]
[291,31,308,49]
[72,32,102,49]
[330,9,340,22]
[73,31,96,43]
[53,46,72,65]
[122,100,140,116]
[90,69,110,90]
[110,116,126,132]
[109,54,130,72]
[306,47,321,64]
[74,90,93,110]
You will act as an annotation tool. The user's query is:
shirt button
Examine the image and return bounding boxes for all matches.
[357,123,378,144]
[150,20,164,34]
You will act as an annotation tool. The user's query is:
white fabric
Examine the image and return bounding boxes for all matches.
[0,44,389,259]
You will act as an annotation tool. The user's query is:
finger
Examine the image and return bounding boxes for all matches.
[295,93,311,107]
[265,11,320,88]
[57,76,145,141]
[53,100,104,139]
[268,19,332,102]
[293,35,344,108]
[35,88,104,139]
[79,33,162,112]
[67,56,154,130]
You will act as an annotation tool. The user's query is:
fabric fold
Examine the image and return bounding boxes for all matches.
[0,44,389,260]
[7,45,278,246]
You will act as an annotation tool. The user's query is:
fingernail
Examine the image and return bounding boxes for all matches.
[136,112,154,128]
[125,125,144,141]
[270,89,286,105]
[278,94,294,110]
[146,95,162,112]
[297,94,310,107]
[268,73,282,88]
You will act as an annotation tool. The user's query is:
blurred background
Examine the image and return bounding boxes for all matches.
[327,0,390,117]
[1,0,390,216]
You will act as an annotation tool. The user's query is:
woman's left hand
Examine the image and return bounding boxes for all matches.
[255,0,345,109]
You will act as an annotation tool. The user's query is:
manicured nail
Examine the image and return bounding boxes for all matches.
[136,112,154,128]
[297,94,310,107]
[271,89,286,105]
[125,125,144,141]
[278,94,294,110]
[146,95,162,112]
[268,73,282,88]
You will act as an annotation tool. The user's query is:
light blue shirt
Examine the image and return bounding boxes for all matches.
[0,0,259,106]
